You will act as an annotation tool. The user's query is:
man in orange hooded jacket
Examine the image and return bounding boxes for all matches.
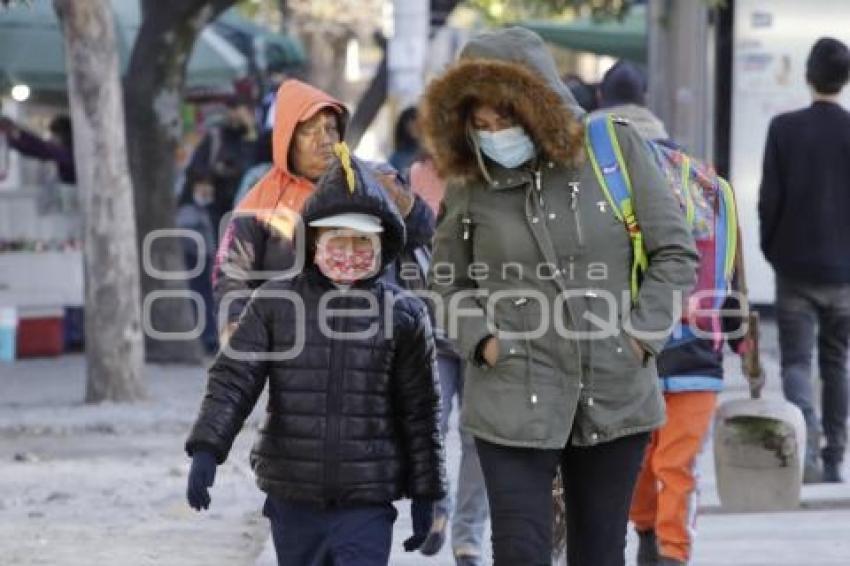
[212,80,436,339]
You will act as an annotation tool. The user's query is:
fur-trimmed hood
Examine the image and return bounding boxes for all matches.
[421,27,586,182]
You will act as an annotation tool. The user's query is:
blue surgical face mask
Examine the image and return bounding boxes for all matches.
[193,194,214,208]
[475,126,536,169]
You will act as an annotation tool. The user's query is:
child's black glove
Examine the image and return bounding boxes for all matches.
[187,451,217,511]
[403,498,434,552]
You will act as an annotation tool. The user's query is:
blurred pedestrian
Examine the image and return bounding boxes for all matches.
[597,59,750,566]
[408,155,491,566]
[389,106,422,177]
[176,170,218,354]
[596,61,669,142]
[562,73,598,113]
[188,99,256,228]
[233,129,273,207]
[0,114,75,184]
[186,147,447,565]
[421,27,697,566]
[759,36,850,484]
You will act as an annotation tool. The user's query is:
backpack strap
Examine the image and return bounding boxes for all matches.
[714,177,738,308]
[585,114,648,302]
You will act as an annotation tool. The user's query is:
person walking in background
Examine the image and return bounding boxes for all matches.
[595,60,669,142]
[0,114,75,184]
[562,74,598,114]
[389,106,422,178]
[186,148,447,565]
[595,60,750,566]
[759,37,850,484]
[176,170,218,355]
[188,98,257,228]
[421,27,698,566]
[232,129,273,207]
[409,155,491,566]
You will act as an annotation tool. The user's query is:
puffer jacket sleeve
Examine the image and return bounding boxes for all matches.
[212,214,269,326]
[392,300,447,501]
[185,295,270,463]
[617,123,699,356]
[428,185,491,363]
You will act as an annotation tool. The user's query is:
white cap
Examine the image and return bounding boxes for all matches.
[308,212,384,233]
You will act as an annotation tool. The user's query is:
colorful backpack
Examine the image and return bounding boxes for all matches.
[584,113,739,343]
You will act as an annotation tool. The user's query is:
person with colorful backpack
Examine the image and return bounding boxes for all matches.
[594,60,750,566]
[421,28,698,566]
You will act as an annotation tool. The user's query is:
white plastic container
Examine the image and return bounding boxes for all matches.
[0,306,18,362]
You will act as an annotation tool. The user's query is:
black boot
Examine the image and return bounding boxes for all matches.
[637,529,659,566]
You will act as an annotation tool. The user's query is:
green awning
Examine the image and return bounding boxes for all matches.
[0,1,248,94]
[518,6,647,63]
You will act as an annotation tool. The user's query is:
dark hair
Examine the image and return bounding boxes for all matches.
[562,74,598,113]
[49,115,73,149]
[806,37,850,94]
[394,106,419,152]
[599,60,647,108]
[254,129,273,165]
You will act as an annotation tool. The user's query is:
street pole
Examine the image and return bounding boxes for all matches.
[647,0,716,161]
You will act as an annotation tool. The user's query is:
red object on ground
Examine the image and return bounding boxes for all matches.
[17,308,64,358]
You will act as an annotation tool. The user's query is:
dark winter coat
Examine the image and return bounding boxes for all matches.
[8,128,75,184]
[186,155,447,508]
[759,100,850,284]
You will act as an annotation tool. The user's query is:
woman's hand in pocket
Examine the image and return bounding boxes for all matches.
[481,336,501,368]
[628,337,645,363]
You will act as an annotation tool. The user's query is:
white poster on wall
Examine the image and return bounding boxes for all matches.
[731,0,850,303]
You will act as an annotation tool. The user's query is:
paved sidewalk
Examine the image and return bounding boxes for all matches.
[0,356,268,566]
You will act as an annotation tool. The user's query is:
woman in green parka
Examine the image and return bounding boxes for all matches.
[421,28,698,566]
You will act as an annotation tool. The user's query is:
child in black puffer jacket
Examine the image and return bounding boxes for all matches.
[185,144,447,566]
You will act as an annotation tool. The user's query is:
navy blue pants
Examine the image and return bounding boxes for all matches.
[263,497,397,566]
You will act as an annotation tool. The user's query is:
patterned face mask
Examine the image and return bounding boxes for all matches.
[314,230,381,284]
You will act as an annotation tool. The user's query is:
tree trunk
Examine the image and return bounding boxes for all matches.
[345,45,387,148]
[53,0,145,402]
[124,0,236,363]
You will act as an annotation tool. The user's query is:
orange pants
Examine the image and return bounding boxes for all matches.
[630,391,717,563]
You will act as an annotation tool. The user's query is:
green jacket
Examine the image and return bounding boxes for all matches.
[421,27,698,449]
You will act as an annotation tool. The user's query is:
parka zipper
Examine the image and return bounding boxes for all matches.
[569,181,585,249]
[534,170,545,209]
[513,296,539,408]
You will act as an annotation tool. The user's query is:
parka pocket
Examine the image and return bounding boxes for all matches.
[489,295,555,372]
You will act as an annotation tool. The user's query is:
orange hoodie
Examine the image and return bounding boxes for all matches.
[213,80,347,325]
[237,80,347,236]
